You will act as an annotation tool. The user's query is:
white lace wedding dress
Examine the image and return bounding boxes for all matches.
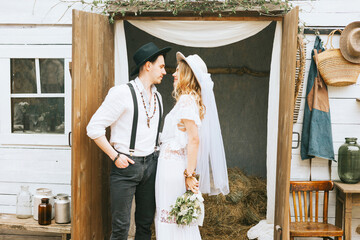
[155,94,202,240]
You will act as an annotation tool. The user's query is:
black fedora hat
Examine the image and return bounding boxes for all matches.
[131,42,171,76]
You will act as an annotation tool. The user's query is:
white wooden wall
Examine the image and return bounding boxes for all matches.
[290,0,360,239]
[0,0,90,25]
[0,0,79,217]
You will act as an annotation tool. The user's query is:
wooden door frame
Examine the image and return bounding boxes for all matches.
[71,8,298,240]
[274,7,299,240]
[71,10,114,239]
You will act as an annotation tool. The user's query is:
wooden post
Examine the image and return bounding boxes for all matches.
[344,193,352,240]
[274,6,299,240]
[335,191,344,229]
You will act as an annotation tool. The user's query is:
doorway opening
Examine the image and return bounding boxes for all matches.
[124,20,276,238]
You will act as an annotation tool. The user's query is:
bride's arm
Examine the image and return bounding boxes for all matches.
[183,119,200,194]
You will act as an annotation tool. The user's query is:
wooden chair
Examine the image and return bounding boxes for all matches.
[289,181,343,240]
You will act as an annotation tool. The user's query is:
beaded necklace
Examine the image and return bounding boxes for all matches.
[134,81,157,128]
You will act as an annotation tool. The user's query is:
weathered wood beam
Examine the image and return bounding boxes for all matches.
[165,67,270,77]
[108,2,286,20]
[116,16,283,21]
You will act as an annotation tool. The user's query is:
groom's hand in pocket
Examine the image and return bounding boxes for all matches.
[116,154,135,168]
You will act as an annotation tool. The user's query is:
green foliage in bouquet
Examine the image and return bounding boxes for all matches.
[168,190,202,226]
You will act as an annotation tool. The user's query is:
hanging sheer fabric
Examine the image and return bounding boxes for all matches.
[128,20,271,47]
[197,72,229,195]
[114,20,271,84]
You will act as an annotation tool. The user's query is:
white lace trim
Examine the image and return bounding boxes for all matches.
[159,209,176,224]
[173,94,201,128]
[160,94,201,151]
[160,143,187,162]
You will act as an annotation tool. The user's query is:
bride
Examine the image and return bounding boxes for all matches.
[155,52,229,239]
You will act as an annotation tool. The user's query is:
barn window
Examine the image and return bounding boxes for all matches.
[0,45,71,146]
[11,58,65,134]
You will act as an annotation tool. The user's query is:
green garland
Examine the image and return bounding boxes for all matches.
[88,0,291,24]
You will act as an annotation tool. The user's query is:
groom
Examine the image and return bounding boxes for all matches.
[87,42,171,239]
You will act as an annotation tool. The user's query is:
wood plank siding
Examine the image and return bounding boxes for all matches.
[289,1,360,239]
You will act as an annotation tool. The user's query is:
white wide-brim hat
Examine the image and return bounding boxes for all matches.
[340,21,360,64]
[176,52,208,87]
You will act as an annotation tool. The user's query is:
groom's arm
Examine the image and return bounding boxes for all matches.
[93,136,134,168]
[87,85,134,168]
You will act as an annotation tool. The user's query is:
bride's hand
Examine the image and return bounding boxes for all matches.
[185,177,199,194]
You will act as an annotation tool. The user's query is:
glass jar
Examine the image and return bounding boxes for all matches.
[38,198,52,225]
[16,185,32,219]
[338,137,360,184]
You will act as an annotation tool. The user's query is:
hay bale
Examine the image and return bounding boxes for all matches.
[151,167,267,240]
[199,168,267,240]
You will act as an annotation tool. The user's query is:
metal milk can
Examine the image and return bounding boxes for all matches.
[33,188,55,220]
[55,193,71,224]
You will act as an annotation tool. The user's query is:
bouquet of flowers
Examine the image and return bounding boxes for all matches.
[168,190,204,226]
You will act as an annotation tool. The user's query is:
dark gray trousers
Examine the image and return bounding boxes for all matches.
[109,152,158,240]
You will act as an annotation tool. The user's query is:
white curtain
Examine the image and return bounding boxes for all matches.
[114,20,282,234]
[248,21,282,240]
[128,20,271,47]
[114,20,272,84]
[114,21,129,85]
[266,20,282,224]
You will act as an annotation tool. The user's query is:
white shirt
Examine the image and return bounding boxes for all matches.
[86,77,162,157]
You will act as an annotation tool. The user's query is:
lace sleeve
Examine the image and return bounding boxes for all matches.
[163,94,201,151]
[174,94,201,127]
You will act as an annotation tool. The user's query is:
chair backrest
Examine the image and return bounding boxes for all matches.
[289,181,334,223]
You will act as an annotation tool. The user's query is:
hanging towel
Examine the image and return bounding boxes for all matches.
[301,36,335,161]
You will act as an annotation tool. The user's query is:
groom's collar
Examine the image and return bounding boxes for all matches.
[135,77,157,94]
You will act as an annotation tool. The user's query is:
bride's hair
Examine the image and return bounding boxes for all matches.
[173,60,206,120]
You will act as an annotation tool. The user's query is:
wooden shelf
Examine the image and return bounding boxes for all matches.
[334,181,360,193]
[0,213,70,235]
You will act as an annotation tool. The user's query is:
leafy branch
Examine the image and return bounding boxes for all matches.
[59,0,291,24]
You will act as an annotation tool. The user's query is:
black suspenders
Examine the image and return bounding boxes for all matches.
[127,83,138,155]
[155,93,162,151]
[127,83,162,156]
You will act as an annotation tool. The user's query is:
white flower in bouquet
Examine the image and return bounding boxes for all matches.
[179,205,188,216]
[190,194,197,201]
[168,190,204,226]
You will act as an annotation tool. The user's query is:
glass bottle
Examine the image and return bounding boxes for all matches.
[38,198,52,225]
[338,137,360,184]
[16,185,32,219]
[33,188,55,220]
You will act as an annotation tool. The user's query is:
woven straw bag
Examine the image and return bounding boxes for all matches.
[317,29,360,86]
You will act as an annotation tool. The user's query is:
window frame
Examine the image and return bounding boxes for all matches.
[0,45,72,146]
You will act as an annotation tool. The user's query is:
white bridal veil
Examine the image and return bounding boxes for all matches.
[197,71,230,195]
[176,51,230,195]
